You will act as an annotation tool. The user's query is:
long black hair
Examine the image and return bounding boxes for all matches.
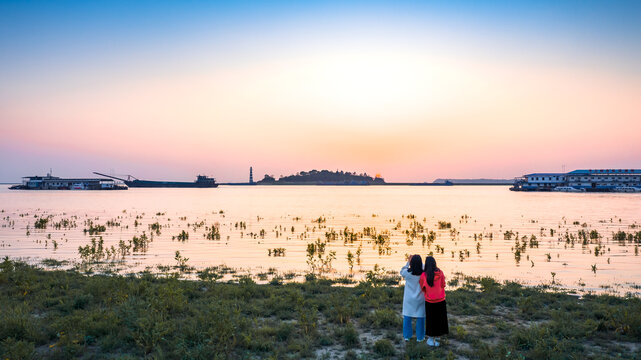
[424,256,438,287]
[409,254,423,276]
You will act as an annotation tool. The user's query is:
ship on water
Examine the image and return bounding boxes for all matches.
[10,173,127,190]
[93,172,218,188]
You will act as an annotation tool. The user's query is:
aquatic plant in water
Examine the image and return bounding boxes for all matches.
[78,237,122,262]
[173,230,189,241]
[347,251,354,272]
[130,232,151,252]
[34,217,50,229]
[205,224,221,240]
[268,248,286,257]
[175,251,190,272]
[148,222,162,235]
[83,220,106,235]
[306,238,336,274]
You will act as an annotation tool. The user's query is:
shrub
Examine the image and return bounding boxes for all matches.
[276,323,294,342]
[366,309,401,329]
[373,338,395,356]
[334,323,360,348]
[344,350,358,360]
[0,304,43,343]
[0,338,35,360]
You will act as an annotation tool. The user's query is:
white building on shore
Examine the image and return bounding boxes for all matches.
[512,169,641,192]
[566,169,641,190]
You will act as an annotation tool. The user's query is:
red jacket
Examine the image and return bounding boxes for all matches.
[419,270,446,303]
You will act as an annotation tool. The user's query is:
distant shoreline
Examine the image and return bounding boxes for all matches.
[219,182,513,186]
[1,182,513,187]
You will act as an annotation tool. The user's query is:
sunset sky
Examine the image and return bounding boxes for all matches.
[1,1,640,182]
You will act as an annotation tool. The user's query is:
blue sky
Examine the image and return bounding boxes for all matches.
[2,0,639,77]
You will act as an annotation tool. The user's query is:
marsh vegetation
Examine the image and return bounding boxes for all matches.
[1,258,640,359]
[1,203,641,295]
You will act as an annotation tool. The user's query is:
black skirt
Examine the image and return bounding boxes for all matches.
[425,300,449,336]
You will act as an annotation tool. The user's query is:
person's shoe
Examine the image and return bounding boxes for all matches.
[426,337,435,346]
[404,338,410,342]
[433,338,440,347]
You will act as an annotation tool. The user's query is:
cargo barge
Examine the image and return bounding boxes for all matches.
[94,173,218,188]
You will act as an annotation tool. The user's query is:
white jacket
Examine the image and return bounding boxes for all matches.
[400,262,426,318]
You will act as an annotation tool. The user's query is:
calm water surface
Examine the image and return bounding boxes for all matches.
[1,185,640,295]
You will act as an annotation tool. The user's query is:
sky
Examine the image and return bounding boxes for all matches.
[1,0,640,182]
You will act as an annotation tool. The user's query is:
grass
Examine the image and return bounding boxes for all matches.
[1,259,641,359]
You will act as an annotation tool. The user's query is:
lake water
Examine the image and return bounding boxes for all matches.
[1,185,640,295]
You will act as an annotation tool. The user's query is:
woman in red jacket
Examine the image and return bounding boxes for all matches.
[419,256,449,346]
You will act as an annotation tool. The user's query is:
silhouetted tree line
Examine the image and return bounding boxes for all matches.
[258,170,385,184]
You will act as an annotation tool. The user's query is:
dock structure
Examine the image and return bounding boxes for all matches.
[512,169,641,192]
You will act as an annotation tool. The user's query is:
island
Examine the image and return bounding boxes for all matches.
[257,169,385,185]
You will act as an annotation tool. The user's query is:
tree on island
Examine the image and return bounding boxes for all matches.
[260,174,276,183]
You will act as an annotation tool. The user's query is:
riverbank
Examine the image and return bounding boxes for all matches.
[1,259,640,359]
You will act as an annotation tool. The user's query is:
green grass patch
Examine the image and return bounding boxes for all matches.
[0,258,640,359]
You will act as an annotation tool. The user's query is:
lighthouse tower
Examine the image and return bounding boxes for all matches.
[249,167,254,184]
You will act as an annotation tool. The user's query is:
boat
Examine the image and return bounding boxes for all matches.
[94,172,218,188]
[552,186,585,193]
[613,186,641,193]
[10,174,128,190]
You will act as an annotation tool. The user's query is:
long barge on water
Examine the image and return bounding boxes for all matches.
[511,169,641,192]
[94,172,218,188]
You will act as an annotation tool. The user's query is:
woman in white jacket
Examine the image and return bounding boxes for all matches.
[400,254,425,342]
